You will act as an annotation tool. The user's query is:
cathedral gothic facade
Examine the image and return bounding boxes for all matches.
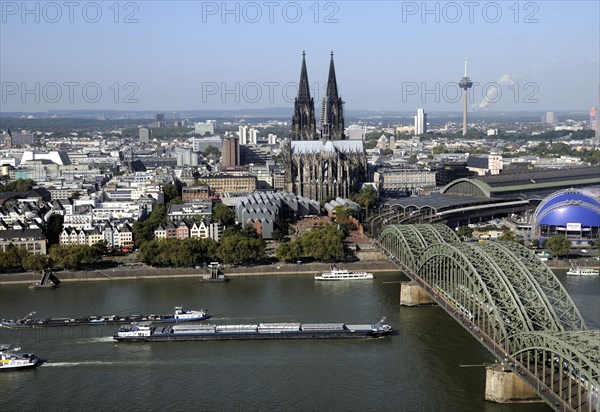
[285,52,367,202]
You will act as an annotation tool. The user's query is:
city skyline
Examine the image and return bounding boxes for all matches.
[1,1,598,113]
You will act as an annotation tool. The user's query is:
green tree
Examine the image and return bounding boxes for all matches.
[0,245,27,271]
[351,186,378,215]
[23,254,49,272]
[271,217,290,241]
[132,205,167,247]
[212,203,236,227]
[138,239,162,266]
[530,239,540,249]
[162,181,182,204]
[218,234,265,264]
[275,241,294,262]
[546,235,571,259]
[456,226,473,241]
[240,224,259,238]
[0,178,34,192]
[334,206,354,229]
[48,244,101,270]
[276,224,346,263]
[45,214,64,246]
[203,146,220,157]
[432,145,447,155]
[498,231,516,241]
[364,140,377,150]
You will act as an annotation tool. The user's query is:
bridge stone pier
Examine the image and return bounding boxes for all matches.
[400,281,435,306]
[485,364,541,403]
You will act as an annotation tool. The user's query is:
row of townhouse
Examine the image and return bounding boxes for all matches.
[154,219,221,242]
[60,222,134,251]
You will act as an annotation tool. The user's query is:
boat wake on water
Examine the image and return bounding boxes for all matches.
[42,360,158,368]
[43,361,123,367]
[72,336,116,344]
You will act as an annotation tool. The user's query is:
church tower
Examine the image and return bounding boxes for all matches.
[321,52,345,140]
[4,128,12,149]
[291,52,316,140]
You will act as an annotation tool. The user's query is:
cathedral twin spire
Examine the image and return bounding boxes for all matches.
[291,51,345,141]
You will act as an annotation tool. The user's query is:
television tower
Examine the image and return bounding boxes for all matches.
[459,56,474,136]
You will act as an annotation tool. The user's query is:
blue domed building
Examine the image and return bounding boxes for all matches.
[532,188,600,240]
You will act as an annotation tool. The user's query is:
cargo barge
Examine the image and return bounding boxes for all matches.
[1,307,210,328]
[113,318,393,342]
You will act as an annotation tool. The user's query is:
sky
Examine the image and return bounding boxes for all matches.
[1,0,599,113]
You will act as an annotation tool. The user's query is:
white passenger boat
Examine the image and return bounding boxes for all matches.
[0,344,39,371]
[314,265,374,281]
[566,266,599,276]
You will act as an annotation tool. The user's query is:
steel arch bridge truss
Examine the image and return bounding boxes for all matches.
[376,224,593,411]
[377,225,587,343]
[415,241,587,344]
[508,331,600,412]
[378,224,459,269]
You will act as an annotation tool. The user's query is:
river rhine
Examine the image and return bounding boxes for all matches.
[0,270,598,412]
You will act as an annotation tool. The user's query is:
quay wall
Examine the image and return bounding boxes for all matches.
[0,261,400,285]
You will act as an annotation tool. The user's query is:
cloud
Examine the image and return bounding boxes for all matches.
[478,74,516,110]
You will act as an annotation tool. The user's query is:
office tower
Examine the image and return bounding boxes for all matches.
[268,134,277,145]
[542,112,558,125]
[139,127,151,143]
[239,125,248,145]
[249,128,258,145]
[155,113,165,128]
[414,108,427,136]
[222,136,240,168]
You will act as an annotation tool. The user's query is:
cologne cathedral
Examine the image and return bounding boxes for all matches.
[284,52,367,202]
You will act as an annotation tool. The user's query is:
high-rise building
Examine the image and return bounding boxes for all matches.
[459,57,474,136]
[414,108,427,136]
[139,127,151,143]
[239,125,248,145]
[175,148,199,166]
[194,121,215,135]
[222,136,240,168]
[155,113,165,128]
[249,128,258,145]
[320,51,345,140]
[590,107,597,131]
[268,133,277,145]
[542,112,558,125]
[291,52,317,140]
